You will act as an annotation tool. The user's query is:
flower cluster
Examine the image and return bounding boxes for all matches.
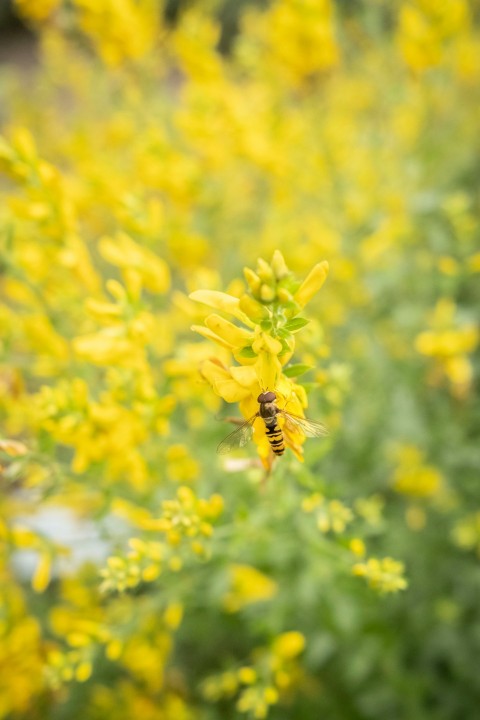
[302,492,354,533]
[415,298,478,398]
[452,512,480,558]
[191,251,329,467]
[352,557,408,595]
[392,445,444,499]
[202,631,306,719]
[100,487,223,593]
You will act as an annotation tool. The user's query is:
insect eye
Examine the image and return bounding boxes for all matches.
[263,391,276,402]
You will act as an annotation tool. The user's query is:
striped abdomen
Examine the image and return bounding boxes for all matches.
[265,421,285,456]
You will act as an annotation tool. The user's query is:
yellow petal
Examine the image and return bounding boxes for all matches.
[32,552,51,593]
[204,314,251,347]
[191,325,233,350]
[99,234,170,293]
[271,250,289,279]
[72,333,137,365]
[201,359,251,403]
[262,334,283,355]
[239,294,270,322]
[189,290,254,327]
[254,351,281,391]
[252,332,282,355]
[243,267,261,294]
[230,365,258,388]
[294,261,329,308]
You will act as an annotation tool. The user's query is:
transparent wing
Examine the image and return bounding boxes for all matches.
[216,414,259,454]
[278,410,328,438]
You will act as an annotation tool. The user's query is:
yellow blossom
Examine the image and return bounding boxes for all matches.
[293,261,330,310]
[223,564,278,612]
[191,252,329,467]
[353,557,408,594]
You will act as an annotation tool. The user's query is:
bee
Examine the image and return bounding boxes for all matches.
[217,390,328,456]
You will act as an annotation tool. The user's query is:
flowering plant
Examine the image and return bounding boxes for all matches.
[191,251,329,466]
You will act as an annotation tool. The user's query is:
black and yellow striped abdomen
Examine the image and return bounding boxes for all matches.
[265,421,285,456]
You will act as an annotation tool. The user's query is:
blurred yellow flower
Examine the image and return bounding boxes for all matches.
[393,445,444,499]
[353,557,408,594]
[223,564,278,612]
[415,298,478,397]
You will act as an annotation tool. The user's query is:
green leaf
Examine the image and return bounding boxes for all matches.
[283,318,309,333]
[238,346,257,358]
[260,319,273,332]
[283,363,314,378]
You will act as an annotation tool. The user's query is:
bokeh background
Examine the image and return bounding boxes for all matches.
[1,1,479,718]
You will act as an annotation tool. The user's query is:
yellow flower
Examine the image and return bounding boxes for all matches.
[32,552,52,593]
[223,564,278,612]
[392,445,443,499]
[72,0,159,66]
[14,0,61,22]
[191,252,329,466]
[415,298,478,397]
[272,631,306,659]
[99,233,170,296]
[353,557,408,594]
[293,261,330,310]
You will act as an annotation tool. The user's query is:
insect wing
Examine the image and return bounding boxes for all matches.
[278,410,328,438]
[216,414,259,454]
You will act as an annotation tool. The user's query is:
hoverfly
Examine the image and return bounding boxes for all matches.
[217,391,328,456]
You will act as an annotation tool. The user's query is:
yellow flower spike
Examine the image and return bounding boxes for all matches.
[189,290,255,327]
[294,261,329,309]
[353,557,408,594]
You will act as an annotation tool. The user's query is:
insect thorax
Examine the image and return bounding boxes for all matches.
[259,401,277,426]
